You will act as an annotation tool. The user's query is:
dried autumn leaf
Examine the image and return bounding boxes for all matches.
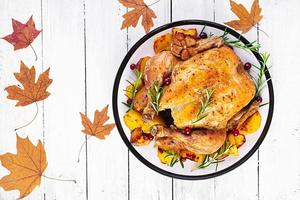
[2,16,41,60]
[225,0,263,33]
[0,135,47,199]
[5,61,52,106]
[119,0,157,33]
[80,105,115,140]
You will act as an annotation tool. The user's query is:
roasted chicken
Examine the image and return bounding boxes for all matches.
[160,46,256,130]
[129,29,257,158]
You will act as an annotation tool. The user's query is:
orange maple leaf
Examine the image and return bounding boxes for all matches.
[80,105,115,140]
[0,135,47,199]
[225,0,263,33]
[5,61,52,107]
[119,0,157,33]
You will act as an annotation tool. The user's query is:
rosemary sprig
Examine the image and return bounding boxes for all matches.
[221,30,261,53]
[193,88,214,124]
[124,69,142,111]
[148,82,165,114]
[252,52,271,97]
[164,150,184,168]
[194,141,233,170]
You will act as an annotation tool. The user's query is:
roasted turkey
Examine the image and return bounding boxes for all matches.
[139,36,256,155]
[160,46,256,129]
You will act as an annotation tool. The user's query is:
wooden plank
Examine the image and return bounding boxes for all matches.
[172,0,215,22]
[171,1,215,199]
[0,0,44,199]
[40,0,86,199]
[213,1,258,199]
[84,0,128,199]
[127,1,173,200]
[259,0,300,199]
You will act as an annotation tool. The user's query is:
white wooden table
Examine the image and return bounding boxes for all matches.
[0,0,299,199]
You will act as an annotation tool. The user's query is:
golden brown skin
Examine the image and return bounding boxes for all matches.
[160,46,256,129]
[143,51,179,119]
[153,126,227,154]
[227,100,260,130]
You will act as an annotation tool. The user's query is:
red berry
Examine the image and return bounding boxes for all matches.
[183,127,192,135]
[232,129,239,136]
[256,96,263,103]
[130,63,136,70]
[163,76,171,86]
[127,98,132,105]
[199,32,208,39]
[244,62,252,70]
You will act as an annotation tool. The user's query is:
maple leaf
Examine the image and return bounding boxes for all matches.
[225,0,263,33]
[80,105,115,140]
[5,61,52,107]
[2,16,41,50]
[119,0,157,33]
[2,16,41,60]
[0,135,47,199]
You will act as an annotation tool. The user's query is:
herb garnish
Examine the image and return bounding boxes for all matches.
[194,141,234,170]
[164,150,184,168]
[124,69,142,111]
[221,30,261,53]
[149,82,165,114]
[252,52,271,97]
[193,88,214,124]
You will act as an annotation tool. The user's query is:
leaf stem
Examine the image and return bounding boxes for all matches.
[29,43,38,61]
[147,0,161,7]
[255,25,269,37]
[77,135,92,163]
[43,174,77,184]
[14,102,39,131]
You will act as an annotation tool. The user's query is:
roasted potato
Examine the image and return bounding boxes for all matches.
[123,110,143,131]
[223,133,246,157]
[228,133,246,148]
[239,111,262,135]
[125,79,143,99]
[234,134,246,148]
[157,149,178,166]
[153,33,172,53]
[172,28,197,38]
[133,86,148,112]
[227,145,239,156]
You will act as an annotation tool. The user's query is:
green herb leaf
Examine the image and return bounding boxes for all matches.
[194,141,234,170]
[125,69,142,112]
[252,52,271,97]
[221,29,261,53]
[164,150,184,168]
[149,82,165,114]
[193,88,214,124]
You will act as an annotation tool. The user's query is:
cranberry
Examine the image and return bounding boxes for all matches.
[183,127,192,135]
[256,96,263,103]
[163,76,171,86]
[232,129,239,136]
[199,32,208,39]
[244,62,252,70]
[127,98,132,105]
[130,63,136,70]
